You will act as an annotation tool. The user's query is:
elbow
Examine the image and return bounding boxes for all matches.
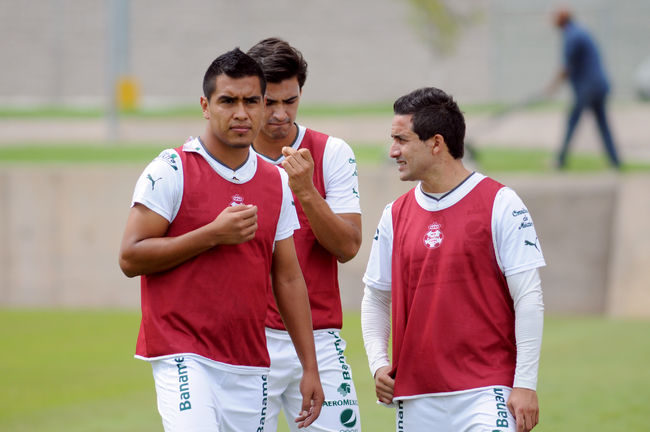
[336,251,355,263]
[118,254,140,278]
[335,239,362,263]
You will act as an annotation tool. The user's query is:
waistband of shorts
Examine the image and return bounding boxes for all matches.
[134,352,270,375]
[393,385,514,401]
[265,327,341,340]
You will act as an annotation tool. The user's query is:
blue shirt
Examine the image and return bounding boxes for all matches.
[563,21,609,98]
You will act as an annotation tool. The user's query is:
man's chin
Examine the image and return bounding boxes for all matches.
[263,128,290,141]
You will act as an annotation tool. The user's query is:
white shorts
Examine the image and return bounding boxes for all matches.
[395,387,516,432]
[265,328,361,432]
[151,356,269,432]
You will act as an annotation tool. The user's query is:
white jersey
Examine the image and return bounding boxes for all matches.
[131,137,299,242]
[254,124,361,216]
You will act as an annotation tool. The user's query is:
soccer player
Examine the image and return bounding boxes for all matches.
[547,7,621,169]
[247,38,363,432]
[118,48,323,431]
[361,87,545,432]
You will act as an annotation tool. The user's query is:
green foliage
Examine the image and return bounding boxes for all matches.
[404,0,481,55]
[1,310,649,431]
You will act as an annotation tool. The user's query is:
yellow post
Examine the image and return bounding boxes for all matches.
[116,76,140,111]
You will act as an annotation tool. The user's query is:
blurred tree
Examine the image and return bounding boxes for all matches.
[404,0,481,56]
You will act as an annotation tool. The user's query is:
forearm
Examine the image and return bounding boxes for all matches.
[507,269,545,390]
[274,276,318,372]
[361,285,392,377]
[295,186,361,262]
[119,225,217,277]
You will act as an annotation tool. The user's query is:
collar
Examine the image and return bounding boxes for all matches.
[253,123,306,165]
[414,172,486,211]
[183,137,258,184]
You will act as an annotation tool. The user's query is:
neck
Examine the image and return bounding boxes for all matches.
[200,131,250,170]
[420,158,472,194]
[253,123,298,160]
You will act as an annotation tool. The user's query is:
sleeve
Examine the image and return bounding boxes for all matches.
[361,285,392,377]
[321,137,361,214]
[507,268,544,390]
[492,187,546,276]
[274,167,300,241]
[131,149,183,222]
[362,203,394,291]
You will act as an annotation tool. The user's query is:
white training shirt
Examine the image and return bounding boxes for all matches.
[131,137,299,241]
[253,124,361,215]
[362,172,545,391]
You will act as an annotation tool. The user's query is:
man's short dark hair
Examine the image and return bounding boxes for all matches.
[247,38,308,88]
[202,48,266,100]
[393,87,466,159]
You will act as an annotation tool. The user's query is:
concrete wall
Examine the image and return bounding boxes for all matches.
[1,165,648,317]
[1,0,649,107]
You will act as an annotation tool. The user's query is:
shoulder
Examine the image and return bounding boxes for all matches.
[256,155,281,175]
[157,148,182,167]
[303,126,354,157]
[390,189,416,216]
[494,185,525,207]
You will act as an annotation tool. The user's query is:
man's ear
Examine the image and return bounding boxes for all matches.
[430,134,445,155]
[200,96,209,120]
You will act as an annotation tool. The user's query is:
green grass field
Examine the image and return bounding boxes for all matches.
[1,310,649,431]
[1,142,649,174]
[1,108,648,430]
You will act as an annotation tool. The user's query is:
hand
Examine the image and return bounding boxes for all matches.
[507,387,539,432]
[208,204,257,245]
[374,366,395,404]
[294,369,324,428]
[281,146,316,200]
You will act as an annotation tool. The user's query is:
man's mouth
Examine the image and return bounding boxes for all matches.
[231,125,251,133]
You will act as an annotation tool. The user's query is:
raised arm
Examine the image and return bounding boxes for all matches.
[271,236,324,427]
[281,146,361,262]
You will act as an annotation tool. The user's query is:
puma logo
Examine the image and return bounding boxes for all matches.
[147,174,162,190]
[524,238,540,252]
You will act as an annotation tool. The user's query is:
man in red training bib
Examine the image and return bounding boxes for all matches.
[248,38,363,432]
[362,87,545,432]
[119,48,323,432]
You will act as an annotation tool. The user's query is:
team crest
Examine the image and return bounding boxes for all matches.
[229,194,245,206]
[423,222,444,249]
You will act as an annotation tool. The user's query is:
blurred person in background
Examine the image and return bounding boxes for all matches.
[247,38,363,432]
[547,7,622,169]
[362,87,545,432]
[118,48,323,431]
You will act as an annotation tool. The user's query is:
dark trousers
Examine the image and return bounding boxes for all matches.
[558,90,621,168]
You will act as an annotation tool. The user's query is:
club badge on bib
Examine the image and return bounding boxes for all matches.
[423,222,444,249]
[229,194,245,207]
